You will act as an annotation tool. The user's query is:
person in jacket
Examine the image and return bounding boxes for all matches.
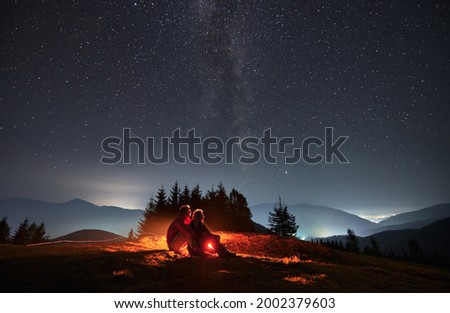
[188,208,236,258]
[166,204,198,254]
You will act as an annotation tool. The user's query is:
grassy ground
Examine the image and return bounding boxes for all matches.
[1,232,450,292]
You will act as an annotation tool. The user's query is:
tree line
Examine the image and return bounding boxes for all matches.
[0,216,48,245]
[137,181,255,236]
[137,181,299,238]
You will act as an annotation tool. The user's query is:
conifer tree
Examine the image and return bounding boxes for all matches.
[12,219,48,245]
[366,236,381,256]
[180,184,191,205]
[13,218,30,245]
[168,181,181,213]
[137,196,157,236]
[0,216,11,243]
[30,223,48,244]
[268,196,298,237]
[203,183,228,229]
[227,188,254,231]
[28,222,37,240]
[190,183,202,209]
[345,229,359,252]
[155,185,169,219]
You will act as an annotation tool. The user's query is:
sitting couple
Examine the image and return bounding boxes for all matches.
[166,204,236,258]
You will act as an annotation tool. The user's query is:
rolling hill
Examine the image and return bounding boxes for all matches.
[54,229,126,242]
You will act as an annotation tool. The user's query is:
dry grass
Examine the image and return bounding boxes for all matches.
[1,232,450,292]
[284,273,327,285]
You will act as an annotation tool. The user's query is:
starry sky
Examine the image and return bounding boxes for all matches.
[1,0,449,221]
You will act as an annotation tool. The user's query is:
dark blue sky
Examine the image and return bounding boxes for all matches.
[1,0,449,221]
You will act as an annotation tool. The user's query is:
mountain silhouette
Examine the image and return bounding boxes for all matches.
[357,203,450,236]
[250,203,376,238]
[377,203,450,227]
[326,218,450,259]
[368,218,450,256]
[359,219,437,236]
[0,198,143,238]
[2,197,449,240]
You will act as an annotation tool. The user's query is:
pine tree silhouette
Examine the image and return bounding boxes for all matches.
[268,196,298,237]
[138,181,256,235]
[345,229,359,252]
[168,181,181,213]
[12,219,47,245]
[13,218,30,245]
[190,183,202,210]
[228,188,254,231]
[0,216,11,243]
[367,236,381,256]
[155,185,169,219]
[137,196,157,236]
[30,223,48,244]
[180,184,191,205]
[203,183,229,229]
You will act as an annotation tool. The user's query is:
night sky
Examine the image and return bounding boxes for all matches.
[1,0,449,221]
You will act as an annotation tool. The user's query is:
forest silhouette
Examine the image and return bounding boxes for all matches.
[137,181,254,236]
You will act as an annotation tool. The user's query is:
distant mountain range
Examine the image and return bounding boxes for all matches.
[250,203,450,238]
[325,218,450,257]
[358,203,450,236]
[250,203,377,238]
[377,203,450,226]
[1,197,449,240]
[0,198,143,238]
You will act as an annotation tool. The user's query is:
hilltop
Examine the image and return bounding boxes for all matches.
[54,229,126,242]
[1,232,449,292]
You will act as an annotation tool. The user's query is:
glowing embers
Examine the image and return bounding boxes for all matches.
[284,274,327,285]
[112,269,133,278]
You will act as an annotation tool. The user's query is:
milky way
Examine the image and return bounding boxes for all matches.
[0,1,449,218]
